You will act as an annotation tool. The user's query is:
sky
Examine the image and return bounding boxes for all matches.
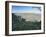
[12,6,41,14]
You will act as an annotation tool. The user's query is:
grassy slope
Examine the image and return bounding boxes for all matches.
[12,13,41,31]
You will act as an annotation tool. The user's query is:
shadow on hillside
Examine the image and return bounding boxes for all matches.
[12,13,41,31]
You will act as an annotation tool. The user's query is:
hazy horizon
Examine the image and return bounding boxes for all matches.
[13,13,41,22]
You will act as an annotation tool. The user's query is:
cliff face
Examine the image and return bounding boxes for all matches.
[15,13,41,22]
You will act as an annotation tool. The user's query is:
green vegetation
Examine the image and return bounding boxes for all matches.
[12,13,41,31]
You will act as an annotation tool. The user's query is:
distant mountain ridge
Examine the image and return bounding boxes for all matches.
[14,13,41,22]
